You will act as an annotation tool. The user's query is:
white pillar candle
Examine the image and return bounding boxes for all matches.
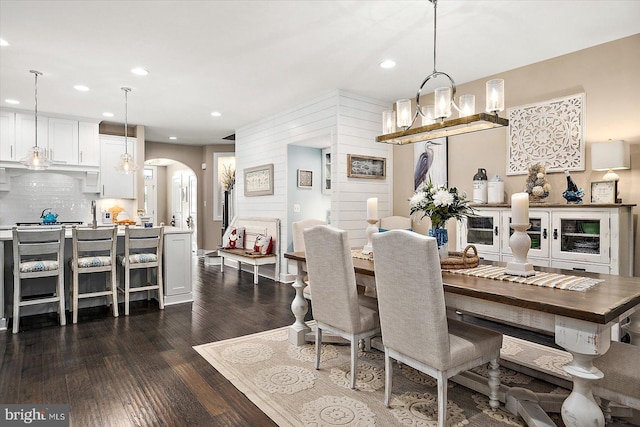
[367,197,378,220]
[511,192,529,225]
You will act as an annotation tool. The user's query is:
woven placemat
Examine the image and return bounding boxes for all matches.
[444,265,603,292]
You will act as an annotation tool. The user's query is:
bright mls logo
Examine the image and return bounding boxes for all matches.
[1,405,69,426]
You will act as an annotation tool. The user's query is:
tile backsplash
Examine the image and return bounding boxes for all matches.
[0,172,96,225]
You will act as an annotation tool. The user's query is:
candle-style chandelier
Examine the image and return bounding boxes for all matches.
[377,0,509,145]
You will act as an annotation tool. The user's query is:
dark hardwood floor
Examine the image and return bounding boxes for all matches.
[0,257,302,426]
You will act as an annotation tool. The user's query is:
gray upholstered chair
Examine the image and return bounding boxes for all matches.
[12,226,66,334]
[378,215,412,231]
[292,218,326,301]
[303,225,380,389]
[372,229,503,427]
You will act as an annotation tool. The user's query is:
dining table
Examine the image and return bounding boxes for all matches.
[284,250,640,427]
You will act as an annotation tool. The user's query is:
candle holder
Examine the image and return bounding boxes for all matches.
[361,218,379,255]
[505,223,535,277]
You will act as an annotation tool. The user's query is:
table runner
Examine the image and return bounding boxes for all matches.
[445,265,603,292]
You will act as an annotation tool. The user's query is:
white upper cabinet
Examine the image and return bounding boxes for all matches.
[78,122,99,166]
[15,112,48,161]
[99,134,136,199]
[0,110,15,160]
[48,118,79,164]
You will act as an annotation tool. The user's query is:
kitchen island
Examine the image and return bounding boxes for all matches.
[0,225,193,330]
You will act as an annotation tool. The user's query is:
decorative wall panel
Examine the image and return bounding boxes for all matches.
[507,93,585,175]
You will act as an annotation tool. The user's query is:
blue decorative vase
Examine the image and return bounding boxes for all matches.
[429,227,449,259]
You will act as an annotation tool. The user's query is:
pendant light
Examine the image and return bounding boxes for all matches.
[116,87,138,174]
[377,0,508,145]
[20,70,51,170]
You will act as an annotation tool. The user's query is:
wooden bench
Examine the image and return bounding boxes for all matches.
[218,217,280,285]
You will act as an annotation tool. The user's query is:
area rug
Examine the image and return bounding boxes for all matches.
[194,326,592,426]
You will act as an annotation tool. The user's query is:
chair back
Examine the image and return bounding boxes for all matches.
[123,226,163,267]
[292,219,326,251]
[12,226,65,261]
[72,226,117,267]
[379,216,411,230]
[372,229,451,366]
[303,225,362,333]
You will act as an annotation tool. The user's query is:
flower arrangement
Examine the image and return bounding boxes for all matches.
[409,178,475,229]
[524,163,550,202]
[221,164,236,191]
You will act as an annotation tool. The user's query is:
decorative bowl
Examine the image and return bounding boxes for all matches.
[581,223,600,234]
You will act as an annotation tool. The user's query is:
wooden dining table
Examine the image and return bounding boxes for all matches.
[284,251,640,427]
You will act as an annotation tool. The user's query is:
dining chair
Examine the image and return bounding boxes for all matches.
[303,225,380,389]
[12,226,66,333]
[372,229,503,427]
[118,226,164,316]
[292,218,326,301]
[70,226,118,323]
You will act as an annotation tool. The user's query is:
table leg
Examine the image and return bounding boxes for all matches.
[220,256,224,273]
[253,265,259,285]
[289,260,310,345]
[556,316,611,427]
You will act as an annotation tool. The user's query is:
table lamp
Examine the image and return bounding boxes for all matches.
[592,140,630,203]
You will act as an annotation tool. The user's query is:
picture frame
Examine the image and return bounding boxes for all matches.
[413,137,448,189]
[244,164,274,197]
[590,180,617,204]
[347,154,386,179]
[297,169,313,188]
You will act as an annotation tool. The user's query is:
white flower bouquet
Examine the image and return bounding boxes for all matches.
[409,178,475,228]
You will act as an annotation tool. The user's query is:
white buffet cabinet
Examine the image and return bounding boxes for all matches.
[0,226,193,330]
[457,204,634,276]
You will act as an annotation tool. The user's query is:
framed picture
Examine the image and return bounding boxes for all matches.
[297,169,312,188]
[244,164,274,197]
[347,154,386,179]
[590,180,617,204]
[413,137,448,189]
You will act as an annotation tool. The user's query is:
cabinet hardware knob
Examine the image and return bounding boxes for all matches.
[494,226,498,236]
[543,229,547,239]
[553,229,558,240]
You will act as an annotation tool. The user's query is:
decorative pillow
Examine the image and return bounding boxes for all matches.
[77,256,112,268]
[222,227,245,249]
[253,234,273,255]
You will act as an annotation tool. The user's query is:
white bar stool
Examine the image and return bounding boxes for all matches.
[118,226,164,316]
[71,226,119,323]
[12,226,66,334]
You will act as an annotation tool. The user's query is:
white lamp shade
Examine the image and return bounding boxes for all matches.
[395,99,412,128]
[591,140,630,171]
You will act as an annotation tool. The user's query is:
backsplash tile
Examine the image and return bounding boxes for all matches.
[0,172,95,225]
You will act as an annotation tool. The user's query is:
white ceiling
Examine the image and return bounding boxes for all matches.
[1,1,639,146]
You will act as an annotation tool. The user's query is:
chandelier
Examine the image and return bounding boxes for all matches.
[20,70,51,170]
[377,0,508,145]
[116,87,138,174]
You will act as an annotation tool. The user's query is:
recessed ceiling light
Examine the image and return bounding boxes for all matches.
[379,59,396,69]
[74,85,90,92]
[102,112,114,117]
[131,67,149,76]
[169,136,177,140]
[0,39,8,47]
[211,111,221,117]
[5,99,19,105]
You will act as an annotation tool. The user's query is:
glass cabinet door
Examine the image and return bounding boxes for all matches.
[501,210,550,258]
[462,210,501,257]
[550,211,610,264]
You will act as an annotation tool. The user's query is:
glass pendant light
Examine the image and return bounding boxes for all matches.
[20,70,51,170]
[116,87,138,174]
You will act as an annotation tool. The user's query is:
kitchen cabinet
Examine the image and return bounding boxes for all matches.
[163,231,193,305]
[48,118,79,164]
[0,110,15,160]
[458,204,634,276]
[78,122,99,166]
[99,134,136,199]
[14,112,48,162]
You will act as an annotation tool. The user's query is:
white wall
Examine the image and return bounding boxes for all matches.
[235,90,392,281]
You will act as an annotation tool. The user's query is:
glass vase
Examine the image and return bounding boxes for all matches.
[429,227,449,259]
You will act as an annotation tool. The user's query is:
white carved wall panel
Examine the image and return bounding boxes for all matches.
[507,93,585,175]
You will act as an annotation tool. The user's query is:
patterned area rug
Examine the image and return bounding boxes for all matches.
[194,326,630,426]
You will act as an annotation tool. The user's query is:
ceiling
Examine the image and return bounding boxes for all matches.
[1,1,639,146]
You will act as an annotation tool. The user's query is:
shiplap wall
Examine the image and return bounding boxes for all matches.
[235,90,391,281]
